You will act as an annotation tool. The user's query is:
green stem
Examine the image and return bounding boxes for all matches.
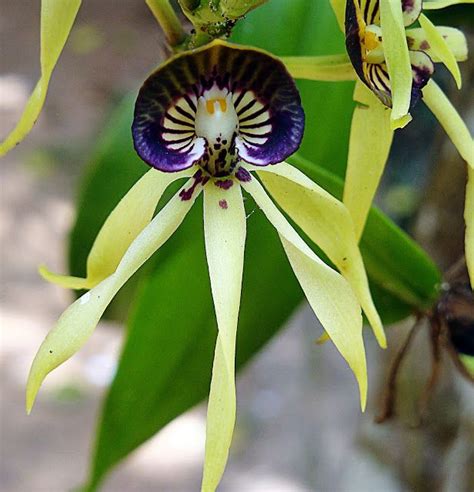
[146,0,186,47]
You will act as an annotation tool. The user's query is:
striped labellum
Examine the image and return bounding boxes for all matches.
[132,40,305,177]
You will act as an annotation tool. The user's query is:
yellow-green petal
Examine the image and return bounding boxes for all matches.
[26,179,201,413]
[406,26,468,62]
[379,0,413,128]
[201,181,246,492]
[0,0,82,157]
[40,168,196,290]
[466,166,474,288]
[242,177,368,410]
[418,14,462,89]
[330,0,346,32]
[281,54,357,82]
[423,80,474,168]
[255,161,386,348]
[423,0,474,9]
[344,82,393,240]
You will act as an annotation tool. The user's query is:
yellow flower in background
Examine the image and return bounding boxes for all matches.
[28,40,385,492]
[282,0,474,286]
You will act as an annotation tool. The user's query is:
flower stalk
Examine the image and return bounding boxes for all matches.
[146,0,187,48]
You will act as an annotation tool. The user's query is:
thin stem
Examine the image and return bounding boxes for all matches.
[146,0,186,47]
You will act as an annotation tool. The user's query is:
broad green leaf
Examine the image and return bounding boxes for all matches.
[0,0,81,156]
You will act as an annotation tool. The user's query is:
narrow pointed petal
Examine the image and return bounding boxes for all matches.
[466,166,474,288]
[281,54,357,81]
[423,0,474,9]
[423,80,474,168]
[406,27,468,62]
[0,0,81,156]
[379,0,413,128]
[242,177,368,409]
[41,168,195,289]
[201,182,246,492]
[330,0,346,31]
[26,179,201,413]
[255,161,386,348]
[344,82,393,240]
[418,14,462,88]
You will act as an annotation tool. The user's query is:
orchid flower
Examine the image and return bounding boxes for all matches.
[282,0,474,286]
[0,0,81,157]
[28,40,386,491]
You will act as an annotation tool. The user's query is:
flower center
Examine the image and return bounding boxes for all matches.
[193,87,240,176]
[363,25,384,64]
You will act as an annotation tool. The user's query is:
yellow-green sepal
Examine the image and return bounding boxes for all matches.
[423,0,474,9]
[26,178,200,414]
[255,162,386,348]
[201,181,246,492]
[242,176,368,410]
[465,166,474,288]
[281,54,357,82]
[344,82,394,240]
[423,80,473,168]
[418,14,462,89]
[40,168,196,290]
[0,0,82,157]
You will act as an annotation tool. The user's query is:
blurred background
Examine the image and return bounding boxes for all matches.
[1,1,473,491]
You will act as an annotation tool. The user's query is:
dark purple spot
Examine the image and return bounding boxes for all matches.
[419,40,430,51]
[219,199,228,209]
[179,170,209,201]
[215,179,233,190]
[235,167,252,182]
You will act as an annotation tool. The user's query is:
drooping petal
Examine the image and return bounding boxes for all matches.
[242,176,368,409]
[344,82,393,240]
[466,166,474,288]
[423,80,474,168]
[132,40,304,173]
[379,0,413,128]
[0,0,81,157]
[201,181,246,492]
[406,26,468,63]
[40,167,196,289]
[423,0,474,9]
[255,161,386,348]
[418,14,462,88]
[26,178,202,413]
[281,54,357,81]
